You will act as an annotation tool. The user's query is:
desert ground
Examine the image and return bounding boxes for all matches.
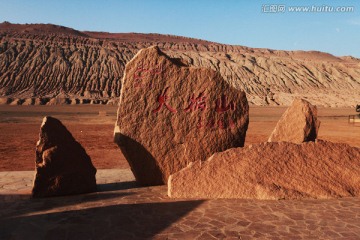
[0,105,359,171]
[1,105,360,239]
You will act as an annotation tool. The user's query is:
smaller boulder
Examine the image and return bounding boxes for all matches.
[32,116,97,197]
[168,140,360,199]
[268,98,320,143]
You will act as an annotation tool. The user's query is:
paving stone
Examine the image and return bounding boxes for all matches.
[0,169,359,239]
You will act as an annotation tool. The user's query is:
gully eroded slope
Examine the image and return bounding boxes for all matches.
[0,22,359,106]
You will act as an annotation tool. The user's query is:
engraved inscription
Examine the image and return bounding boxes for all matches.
[215,94,235,113]
[184,92,207,112]
[152,87,177,113]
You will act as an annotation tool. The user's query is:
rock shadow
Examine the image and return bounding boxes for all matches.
[0,191,133,219]
[0,200,205,239]
[114,133,164,186]
[97,181,139,192]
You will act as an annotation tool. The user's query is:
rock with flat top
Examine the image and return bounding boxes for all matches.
[168,140,360,199]
[268,98,320,143]
[32,116,97,197]
[114,46,249,186]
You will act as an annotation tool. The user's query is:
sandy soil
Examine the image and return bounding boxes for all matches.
[0,105,359,171]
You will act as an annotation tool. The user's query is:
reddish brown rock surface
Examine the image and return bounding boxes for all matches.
[268,98,320,143]
[114,46,249,186]
[32,116,97,197]
[168,140,360,199]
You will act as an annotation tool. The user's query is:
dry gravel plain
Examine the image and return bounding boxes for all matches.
[0,105,359,171]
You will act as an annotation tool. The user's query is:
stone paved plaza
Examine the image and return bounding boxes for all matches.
[0,169,359,239]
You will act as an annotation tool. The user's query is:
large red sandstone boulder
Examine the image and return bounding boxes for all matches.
[168,140,360,199]
[32,116,97,197]
[268,98,320,143]
[114,46,249,186]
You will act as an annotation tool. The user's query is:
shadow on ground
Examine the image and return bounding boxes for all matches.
[0,198,204,239]
[97,181,139,192]
[0,181,142,218]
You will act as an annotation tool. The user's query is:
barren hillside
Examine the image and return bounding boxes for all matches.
[1,22,359,106]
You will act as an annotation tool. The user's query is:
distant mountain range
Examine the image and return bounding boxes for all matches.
[0,21,359,106]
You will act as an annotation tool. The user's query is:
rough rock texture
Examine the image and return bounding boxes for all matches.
[268,98,320,143]
[32,116,97,197]
[1,22,360,106]
[114,46,249,186]
[168,140,360,199]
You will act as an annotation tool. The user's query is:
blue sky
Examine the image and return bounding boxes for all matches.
[1,0,359,57]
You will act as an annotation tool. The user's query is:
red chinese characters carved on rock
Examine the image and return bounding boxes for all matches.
[184,92,207,112]
[134,65,163,80]
[134,64,163,89]
[197,94,236,130]
[216,117,235,129]
[216,94,235,113]
[134,81,153,89]
[215,95,236,129]
[152,87,177,113]
[151,88,235,130]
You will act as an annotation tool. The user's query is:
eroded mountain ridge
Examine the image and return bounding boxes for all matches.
[1,22,359,106]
